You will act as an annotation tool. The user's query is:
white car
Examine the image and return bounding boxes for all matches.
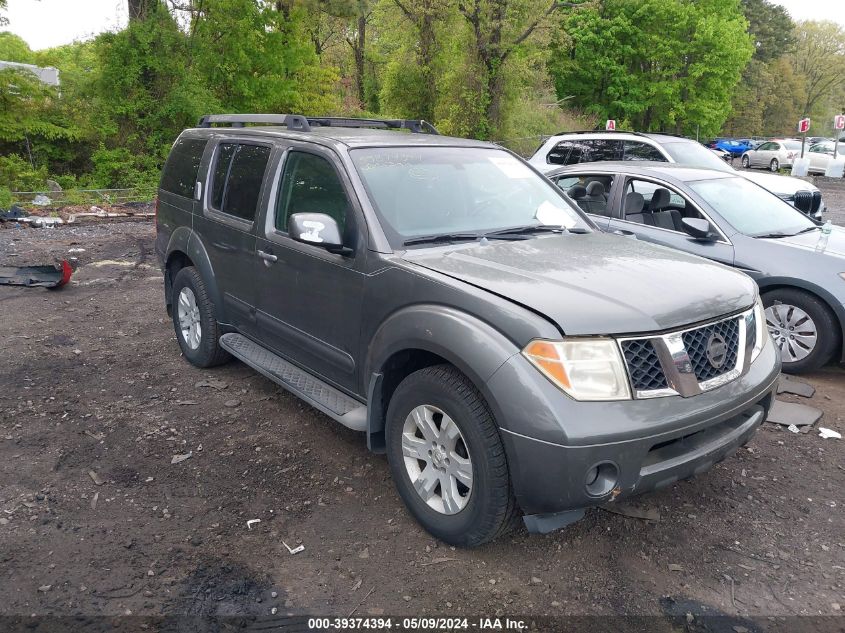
[528,131,825,220]
[740,139,802,172]
[807,141,839,174]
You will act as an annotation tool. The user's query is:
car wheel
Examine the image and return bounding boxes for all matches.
[770,158,779,172]
[763,289,839,373]
[741,155,750,168]
[385,364,519,547]
[171,266,231,368]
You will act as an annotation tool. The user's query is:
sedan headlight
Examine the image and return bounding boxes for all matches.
[751,297,766,362]
[522,338,631,401]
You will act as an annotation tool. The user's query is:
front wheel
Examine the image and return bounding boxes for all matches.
[741,155,750,168]
[763,288,839,373]
[385,365,519,547]
[770,158,780,172]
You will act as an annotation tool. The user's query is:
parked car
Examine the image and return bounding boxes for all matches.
[807,141,839,174]
[156,114,779,546]
[549,162,845,373]
[709,146,732,162]
[714,138,753,156]
[739,139,802,171]
[528,131,825,220]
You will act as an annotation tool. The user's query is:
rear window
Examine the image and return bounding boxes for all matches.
[209,143,271,222]
[160,137,207,198]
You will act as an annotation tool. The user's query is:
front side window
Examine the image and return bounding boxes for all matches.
[351,147,587,245]
[275,151,350,233]
[688,177,816,237]
[622,178,704,233]
[160,137,207,198]
[209,143,271,221]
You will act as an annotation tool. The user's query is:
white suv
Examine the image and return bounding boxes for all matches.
[528,131,825,220]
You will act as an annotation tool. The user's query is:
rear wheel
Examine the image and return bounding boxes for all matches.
[741,155,750,168]
[763,288,838,373]
[770,158,779,172]
[171,266,230,368]
[385,364,519,547]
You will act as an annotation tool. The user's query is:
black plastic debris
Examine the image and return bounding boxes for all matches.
[0,260,73,288]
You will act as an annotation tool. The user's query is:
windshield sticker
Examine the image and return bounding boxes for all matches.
[535,201,576,228]
[488,155,534,179]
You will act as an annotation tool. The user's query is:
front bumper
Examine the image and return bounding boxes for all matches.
[483,336,780,526]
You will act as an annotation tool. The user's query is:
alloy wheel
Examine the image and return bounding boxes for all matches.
[177,287,202,350]
[765,303,817,363]
[770,159,779,172]
[401,404,473,515]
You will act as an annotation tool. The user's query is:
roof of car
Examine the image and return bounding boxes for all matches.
[549,161,738,184]
[184,125,494,150]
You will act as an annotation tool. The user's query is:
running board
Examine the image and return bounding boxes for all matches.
[219,333,367,432]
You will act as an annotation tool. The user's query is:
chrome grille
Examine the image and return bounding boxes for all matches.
[621,339,668,391]
[681,318,740,382]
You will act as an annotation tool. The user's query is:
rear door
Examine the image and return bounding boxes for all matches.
[607,176,735,265]
[196,139,274,333]
[253,144,366,392]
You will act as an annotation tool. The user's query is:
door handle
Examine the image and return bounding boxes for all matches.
[257,250,278,263]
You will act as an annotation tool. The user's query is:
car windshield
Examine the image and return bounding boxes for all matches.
[661,141,734,173]
[688,177,817,237]
[350,147,587,244]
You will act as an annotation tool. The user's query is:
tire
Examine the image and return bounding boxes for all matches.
[171,266,231,368]
[770,158,779,172]
[763,288,839,374]
[741,155,750,169]
[385,364,519,547]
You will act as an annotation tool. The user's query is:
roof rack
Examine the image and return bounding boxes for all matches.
[197,114,439,135]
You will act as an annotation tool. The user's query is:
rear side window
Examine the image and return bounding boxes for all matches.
[160,137,207,198]
[547,141,575,165]
[623,141,666,162]
[209,143,271,221]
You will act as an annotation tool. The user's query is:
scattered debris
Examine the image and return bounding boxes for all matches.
[420,557,458,566]
[819,427,842,440]
[195,378,228,390]
[766,400,822,430]
[0,205,27,221]
[358,547,369,559]
[600,501,660,522]
[175,400,198,406]
[787,424,800,434]
[351,578,363,591]
[224,399,241,408]
[170,452,192,465]
[246,519,261,530]
[32,194,52,206]
[0,260,72,288]
[90,492,99,510]
[282,541,305,555]
[38,585,52,593]
[668,564,684,572]
[777,377,815,398]
[87,470,105,486]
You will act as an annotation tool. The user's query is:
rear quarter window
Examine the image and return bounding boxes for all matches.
[160,137,208,198]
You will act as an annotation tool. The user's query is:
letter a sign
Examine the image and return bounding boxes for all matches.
[605,120,616,131]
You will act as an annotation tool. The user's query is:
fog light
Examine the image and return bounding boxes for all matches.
[585,462,619,497]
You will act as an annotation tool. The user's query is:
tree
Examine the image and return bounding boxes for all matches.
[549,0,754,137]
[741,0,794,62]
[791,21,845,117]
[0,33,35,63]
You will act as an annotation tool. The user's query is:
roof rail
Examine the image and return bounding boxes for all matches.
[197,114,311,131]
[196,114,440,135]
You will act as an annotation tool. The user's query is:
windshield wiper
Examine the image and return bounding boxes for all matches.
[792,225,820,235]
[753,225,820,239]
[403,232,479,246]
[482,224,569,238]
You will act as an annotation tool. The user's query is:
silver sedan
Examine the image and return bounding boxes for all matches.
[740,139,802,171]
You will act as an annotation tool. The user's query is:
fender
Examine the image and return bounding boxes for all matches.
[757,275,845,361]
[364,304,520,449]
[165,227,223,317]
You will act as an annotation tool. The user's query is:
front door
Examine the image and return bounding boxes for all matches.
[253,147,366,393]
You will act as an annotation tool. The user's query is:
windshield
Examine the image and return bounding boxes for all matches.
[661,141,734,173]
[688,177,817,237]
[350,147,587,244]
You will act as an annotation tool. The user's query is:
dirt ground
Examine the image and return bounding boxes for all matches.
[1,197,844,631]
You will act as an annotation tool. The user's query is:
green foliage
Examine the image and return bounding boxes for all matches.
[549,0,754,138]
[741,0,794,62]
[0,32,34,62]
[0,186,12,209]
[0,154,47,191]
[87,146,160,189]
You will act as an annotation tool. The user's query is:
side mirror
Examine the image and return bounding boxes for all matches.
[682,217,715,241]
[288,213,350,255]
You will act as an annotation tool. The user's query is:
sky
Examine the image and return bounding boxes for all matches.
[1,0,844,51]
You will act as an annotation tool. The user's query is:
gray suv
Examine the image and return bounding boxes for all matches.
[155,114,780,547]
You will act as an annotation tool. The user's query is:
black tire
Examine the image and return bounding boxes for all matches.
[171,266,231,368]
[741,155,749,168]
[770,158,779,172]
[385,364,519,547]
[762,288,839,374]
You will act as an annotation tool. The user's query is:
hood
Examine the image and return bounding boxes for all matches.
[740,171,819,195]
[762,225,845,258]
[403,233,756,336]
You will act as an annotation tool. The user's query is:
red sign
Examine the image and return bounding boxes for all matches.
[798,118,811,133]
[605,119,616,131]
[835,115,845,131]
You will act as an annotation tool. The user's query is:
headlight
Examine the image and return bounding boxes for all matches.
[751,297,766,362]
[522,338,631,401]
